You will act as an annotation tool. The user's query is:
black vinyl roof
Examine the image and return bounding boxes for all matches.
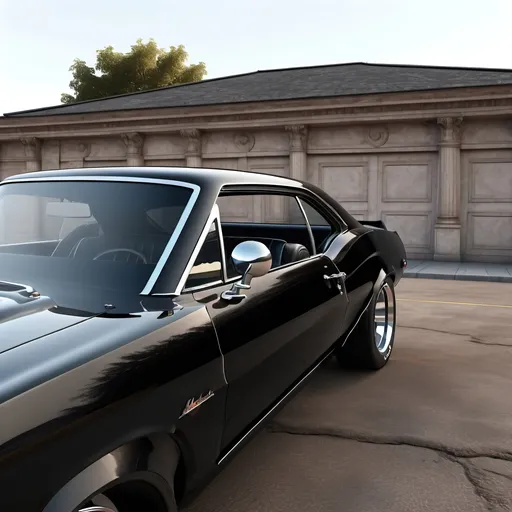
[6,62,512,117]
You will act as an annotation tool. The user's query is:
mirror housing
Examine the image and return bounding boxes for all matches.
[221,241,272,301]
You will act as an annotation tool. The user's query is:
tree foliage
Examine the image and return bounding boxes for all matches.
[61,39,207,104]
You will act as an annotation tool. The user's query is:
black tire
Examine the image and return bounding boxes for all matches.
[335,276,396,370]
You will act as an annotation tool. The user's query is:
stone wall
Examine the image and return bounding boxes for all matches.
[1,118,511,262]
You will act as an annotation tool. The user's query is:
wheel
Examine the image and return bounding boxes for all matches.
[79,493,119,512]
[77,481,175,512]
[335,276,396,370]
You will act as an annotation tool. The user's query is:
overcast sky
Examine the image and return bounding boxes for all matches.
[1,0,512,116]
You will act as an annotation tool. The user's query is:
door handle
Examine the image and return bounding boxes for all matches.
[323,272,346,281]
[323,271,347,297]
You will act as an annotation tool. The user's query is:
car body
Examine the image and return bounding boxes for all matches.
[0,166,407,511]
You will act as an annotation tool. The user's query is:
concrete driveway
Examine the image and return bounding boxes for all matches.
[184,279,512,512]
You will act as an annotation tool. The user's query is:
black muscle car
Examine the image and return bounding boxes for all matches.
[0,166,406,512]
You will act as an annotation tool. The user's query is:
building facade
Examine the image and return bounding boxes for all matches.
[1,63,512,262]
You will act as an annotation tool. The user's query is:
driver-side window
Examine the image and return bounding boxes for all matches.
[216,192,313,279]
[183,220,224,291]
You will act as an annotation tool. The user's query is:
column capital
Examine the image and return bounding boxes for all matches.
[437,117,463,145]
[121,132,145,156]
[20,137,41,160]
[286,125,308,152]
[79,142,92,159]
[180,129,202,156]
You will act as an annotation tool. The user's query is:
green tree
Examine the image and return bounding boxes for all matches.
[61,39,207,104]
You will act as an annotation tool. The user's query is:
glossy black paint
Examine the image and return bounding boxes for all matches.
[0,166,406,511]
[0,295,227,511]
[194,254,348,453]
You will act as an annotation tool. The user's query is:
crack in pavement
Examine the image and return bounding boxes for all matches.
[468,336,512,349]
[397,324,512,348]
[268,423,512,511]
[268,423,512,461]
[476,467,512,483]
[438,454,511,511]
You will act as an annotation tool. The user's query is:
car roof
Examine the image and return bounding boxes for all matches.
[3,166,304,192]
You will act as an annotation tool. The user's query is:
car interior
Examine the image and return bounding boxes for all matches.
[184,194,341,289]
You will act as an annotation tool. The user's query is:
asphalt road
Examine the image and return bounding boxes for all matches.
[184,279,512,512]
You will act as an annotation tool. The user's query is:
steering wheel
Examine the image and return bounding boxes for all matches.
[93,248,148,264]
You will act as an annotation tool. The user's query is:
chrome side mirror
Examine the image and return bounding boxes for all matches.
[221,241,272,301]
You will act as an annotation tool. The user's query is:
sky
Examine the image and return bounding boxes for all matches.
[1,0,512,116]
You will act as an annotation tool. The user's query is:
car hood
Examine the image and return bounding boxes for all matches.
[0,283,95,354]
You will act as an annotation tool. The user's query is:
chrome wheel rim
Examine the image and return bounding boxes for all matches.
[79,508,116,512]
[374,282,395,354]
[78,493,119,512]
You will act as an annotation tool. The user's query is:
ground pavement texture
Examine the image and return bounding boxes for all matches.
[184,279,512,512]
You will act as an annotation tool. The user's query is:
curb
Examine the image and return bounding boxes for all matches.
[403,272,512,284]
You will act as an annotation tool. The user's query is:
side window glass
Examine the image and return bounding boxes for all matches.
[299,199,336,253]
[217,192,313,278]
[300,201,330,226]
[216,194,307,225]
[184,220,223,290]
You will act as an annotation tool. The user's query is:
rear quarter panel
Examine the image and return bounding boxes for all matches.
[325,226,406,329]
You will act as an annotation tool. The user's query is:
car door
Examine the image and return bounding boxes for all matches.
[191,190,349,452]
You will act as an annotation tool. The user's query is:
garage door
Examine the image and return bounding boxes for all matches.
[307,152,438,259]
[461,150,512,262]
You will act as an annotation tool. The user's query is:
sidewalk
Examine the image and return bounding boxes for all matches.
[404,260,512,283]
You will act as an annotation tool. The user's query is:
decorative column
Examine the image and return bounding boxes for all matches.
[434,117,463,261]
[122,132,145,166]
[180,129,202,167]
[21,137,42,172]
[286,125,308,182]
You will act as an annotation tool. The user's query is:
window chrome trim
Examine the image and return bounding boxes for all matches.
[217,216,228,283]
[182,279,224,294]
[295,196,317,256]
[217,181,348,231]
[1,176,201,297]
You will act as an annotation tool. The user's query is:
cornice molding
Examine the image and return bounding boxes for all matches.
[2,94,512,140]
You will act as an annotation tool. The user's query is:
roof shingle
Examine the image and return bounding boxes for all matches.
[6,61,512,117]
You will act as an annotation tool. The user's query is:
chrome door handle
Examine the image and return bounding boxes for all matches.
[323,271,347,297]
[323,272,346,281]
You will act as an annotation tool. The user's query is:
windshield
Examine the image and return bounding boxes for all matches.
[0,180,194,314]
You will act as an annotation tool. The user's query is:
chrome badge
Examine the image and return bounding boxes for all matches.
[179,390,215,419]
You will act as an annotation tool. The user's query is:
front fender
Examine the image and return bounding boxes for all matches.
[0,301,226,512]
[43,433,179,512]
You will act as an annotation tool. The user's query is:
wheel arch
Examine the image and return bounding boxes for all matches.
[42,432,182,512]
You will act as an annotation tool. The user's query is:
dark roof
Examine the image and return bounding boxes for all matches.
[3,165,301,190]
[6,61,512,117]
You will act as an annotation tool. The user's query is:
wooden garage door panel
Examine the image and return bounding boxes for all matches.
[377,153,437,258]
[309,153,436,257]
[462,150,512,261]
